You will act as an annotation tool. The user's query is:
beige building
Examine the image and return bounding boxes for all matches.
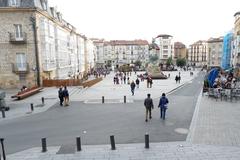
[207,37,223,67]
[174,42,187,60]
[0,0,93,88]
[188,41,207,67]
[233,12,240,68]
[93,39,149,69]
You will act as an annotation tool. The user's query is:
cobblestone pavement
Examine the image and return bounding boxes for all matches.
[190,95,240,146]
[7,142,240,160]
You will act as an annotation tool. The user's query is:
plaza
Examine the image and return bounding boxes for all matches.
[0,70,240,159]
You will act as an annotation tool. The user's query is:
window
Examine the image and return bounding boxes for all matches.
[9,0,20,7]
[163,45,168,49]
[14,24,23,39]
[16,53,26,71]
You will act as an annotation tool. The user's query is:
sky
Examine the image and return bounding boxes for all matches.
[49,0,240,46]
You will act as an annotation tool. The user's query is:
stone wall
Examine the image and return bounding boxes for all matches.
[0,10,36,89]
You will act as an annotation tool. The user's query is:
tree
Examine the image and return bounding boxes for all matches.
[176,58,186,67]
[134,60,142,67]
[166,56,173,66]
[149,54,159,63]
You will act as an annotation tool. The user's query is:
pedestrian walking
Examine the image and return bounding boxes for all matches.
[144,94,154,122]
[147,76,150,88]
[63,86,69,106]
[178,75,181,83]
[136,78,140,88]
[175,75,178,84]
[130,81,136,96]
[113,77,116,84]
[149,78,153,88]
[127,77,130,84]
[58,86,64,106]
[158,93,169,120]
[123,76,126,84]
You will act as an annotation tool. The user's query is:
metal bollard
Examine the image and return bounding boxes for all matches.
[124,96,126,103]
[41,138,47,152]
[30,103,34,112]
[145,134,149,149]
[76,137,81,151]
[41,97,45,105]
[1,110,5,118]
[102,96,105,104]
[110,135,116,150]
[0,138,6,160]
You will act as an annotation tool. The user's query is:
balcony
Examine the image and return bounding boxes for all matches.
[12,63,30,74]
[9,32,27,44]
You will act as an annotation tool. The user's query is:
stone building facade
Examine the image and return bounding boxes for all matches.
[188,41,207,67]
[93,39,149,69]
[0,0,94,89]
[207,37,223,67]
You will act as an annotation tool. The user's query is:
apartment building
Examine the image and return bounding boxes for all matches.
[174,42,187,59]
[207,37,223,67]
[233,12,240,68]
[154,34,174,63]
[188,41,207,67]
[93,39,149,69]
[0,0,93,88]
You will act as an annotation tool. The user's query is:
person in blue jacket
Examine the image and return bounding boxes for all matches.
[158,93,169,120]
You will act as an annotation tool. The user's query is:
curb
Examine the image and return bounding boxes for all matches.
[186,88,203,142]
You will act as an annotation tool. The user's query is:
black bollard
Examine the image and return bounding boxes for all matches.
[124,96,126,103]
[41,138,47,152]
[1,110,5,118]
[0,138,6,160]
[110,135,116,150]
[102,96,105,104]
[76,137,81,151]
[145,134,149,149]
[41,97,45,105]
[30,103,34,112]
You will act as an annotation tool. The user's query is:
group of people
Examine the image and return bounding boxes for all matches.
[58,86,69,106]
[175,75,181,83]
[213,71,237,89]
[144,93,169,122]
[113,72,132,85]
[146,76,153,88]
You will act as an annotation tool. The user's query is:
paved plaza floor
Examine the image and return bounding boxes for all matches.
[1,70,240,159]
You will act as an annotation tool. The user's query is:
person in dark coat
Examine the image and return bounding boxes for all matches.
[130,81,136,96]
[136,78,140,88]
[144,94,154,122]
[63,86,69,106]
[149,78,153,88]
[58,86,64,106]
[175,75,178,84]
[123,76,126,84]
[158,93,169,120]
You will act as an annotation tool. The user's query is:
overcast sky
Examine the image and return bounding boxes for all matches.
[49,0,239,46]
